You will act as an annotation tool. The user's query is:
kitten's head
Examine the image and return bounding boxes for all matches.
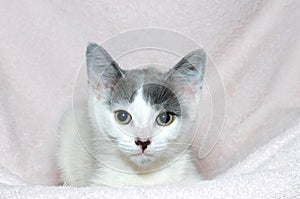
[86,43,205,168]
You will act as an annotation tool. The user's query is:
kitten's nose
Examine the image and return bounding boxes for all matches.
[135,139,151,151]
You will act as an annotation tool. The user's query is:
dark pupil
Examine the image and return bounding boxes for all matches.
[160,113,170,123]
[118,111,128,121]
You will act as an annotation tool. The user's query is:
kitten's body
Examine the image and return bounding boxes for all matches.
[56,43,205,187]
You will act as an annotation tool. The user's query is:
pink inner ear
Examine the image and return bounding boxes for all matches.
[180,82,201,101]
[93,82,114,99]
[92,83,102,99]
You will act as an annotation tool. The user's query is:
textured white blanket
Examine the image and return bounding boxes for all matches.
[0,0,299,198]
[0,124,299,198]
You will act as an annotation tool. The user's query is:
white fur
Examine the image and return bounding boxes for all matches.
[56,87,201,187]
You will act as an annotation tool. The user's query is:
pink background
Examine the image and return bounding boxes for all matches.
[0,0,299,188]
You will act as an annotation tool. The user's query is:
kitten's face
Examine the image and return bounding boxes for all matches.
[86,43,205,167]
[106,82,182,165]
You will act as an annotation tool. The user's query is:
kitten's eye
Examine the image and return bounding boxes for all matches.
[114,110,132,125]
[156,112,174,126]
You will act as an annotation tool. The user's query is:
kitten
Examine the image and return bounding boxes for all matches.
[56,43,206,187]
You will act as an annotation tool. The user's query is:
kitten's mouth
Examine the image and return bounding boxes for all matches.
[132,151,153,157]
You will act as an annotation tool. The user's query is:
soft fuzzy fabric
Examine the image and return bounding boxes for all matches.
[0,0,299,198]
[0,124,299,198]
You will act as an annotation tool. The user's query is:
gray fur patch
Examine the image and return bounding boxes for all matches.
[109,67,180,116]
[109,68,160,102]
[142,83,181,116]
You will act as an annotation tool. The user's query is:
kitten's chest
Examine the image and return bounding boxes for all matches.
[89,153,200,187]
[92,169,177,187]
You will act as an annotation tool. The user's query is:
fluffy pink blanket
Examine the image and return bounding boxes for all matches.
[0,0,299,198]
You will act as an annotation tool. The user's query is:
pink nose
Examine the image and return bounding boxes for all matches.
[135,139,151,151]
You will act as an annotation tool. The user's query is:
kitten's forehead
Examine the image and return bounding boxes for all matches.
[142,83,181,115]
[110,68,181,115]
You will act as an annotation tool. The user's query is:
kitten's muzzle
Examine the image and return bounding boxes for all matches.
[135,139,151,151]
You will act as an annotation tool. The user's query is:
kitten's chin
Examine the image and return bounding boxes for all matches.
[129,153,156,167]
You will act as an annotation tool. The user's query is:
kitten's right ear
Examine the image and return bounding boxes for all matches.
[86,43,124,96]
[166,49,206,101]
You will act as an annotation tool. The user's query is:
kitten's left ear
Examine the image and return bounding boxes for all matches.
[167,49,206,100]
[86,43,125,97]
